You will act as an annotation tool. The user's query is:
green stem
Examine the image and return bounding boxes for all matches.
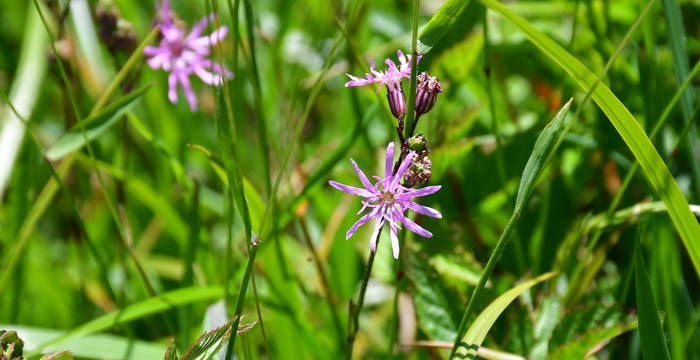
[403,0,421,140]
[224,241,260,356]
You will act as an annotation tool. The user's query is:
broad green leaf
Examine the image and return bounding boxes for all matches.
[479,0,700,278]
[635,234,672,360]
[545,322,637,360]
[45,84,151,160]
[454,272,554,358]
[0,325,166,359]
[31,286,223,354]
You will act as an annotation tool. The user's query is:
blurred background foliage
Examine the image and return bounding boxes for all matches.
[0,0,699,359]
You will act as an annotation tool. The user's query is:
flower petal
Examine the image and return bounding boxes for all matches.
[403,201,442,218]
[167,72,178,103]
[328,180,374,198]
[346,212,373,240]
[397,185,441,200]
[385,142,395,178]
[369,218,384,252]
[350,159,375,191]
[389,223,400,259]
[176,70,197,111]
[399,214,432,238]
[389,151,416,189]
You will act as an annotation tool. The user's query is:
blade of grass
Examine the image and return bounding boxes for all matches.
[454,273,555,358]
[0,2,48,199]
[635,225,672,360]
[478,0,700,278]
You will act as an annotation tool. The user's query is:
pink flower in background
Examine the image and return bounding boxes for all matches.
[329,142,441,259]
[344,50,421,92]
[144,0,233,111]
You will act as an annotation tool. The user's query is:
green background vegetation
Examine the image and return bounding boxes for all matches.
[1,0,699,359]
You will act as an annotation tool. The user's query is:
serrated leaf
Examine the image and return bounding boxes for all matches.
[454,272,554,358]
[163,341,178,360]
[45,84,150,160]
[179,318,235,360]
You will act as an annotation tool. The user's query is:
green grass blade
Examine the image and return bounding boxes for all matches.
[479,0,700,278]
[453,272,555,358]
[30,286,223,355]
[45,85,151,161]
[635,230,672,360]
[418,0,480,54]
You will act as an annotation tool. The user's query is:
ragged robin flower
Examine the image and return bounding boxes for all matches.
[345,50,421,119]
[144,0,233,111]
[329,142,441,259]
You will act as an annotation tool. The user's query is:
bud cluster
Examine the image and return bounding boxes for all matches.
[403,135,433,187]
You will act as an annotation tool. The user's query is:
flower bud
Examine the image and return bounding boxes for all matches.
[386,80,407,119]
[403,155,432,188]
[415,72,442,116]
[407,134,427,152]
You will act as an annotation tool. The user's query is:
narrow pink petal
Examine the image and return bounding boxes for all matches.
[389,223,400,259]
[400,214,432,238]
[167,72,178,103]
[187,14,215,40]
[328,181,374,198]
[346,212,373,240]
[403,201,442,219]
[350,159,374,191]
[192,26,229,48]
[385,142,395,178]
[389,151,416,189]
[147,53,168,69]
[177,71,197,111]
[369,218,384,252]
[397,185,441,200]
[193,65,221,85]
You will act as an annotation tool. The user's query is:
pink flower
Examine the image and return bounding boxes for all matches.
[344,50,421,93]
[329,142,441,259]
[144,0,233,111]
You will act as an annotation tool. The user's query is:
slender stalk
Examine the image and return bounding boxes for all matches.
[449,214,519,358]
[346,234,380,360]
[224,241,260,355]
[402,0,421,140]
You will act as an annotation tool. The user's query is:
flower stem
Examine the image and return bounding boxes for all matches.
[403,0,421,140]
[347,233,380,359]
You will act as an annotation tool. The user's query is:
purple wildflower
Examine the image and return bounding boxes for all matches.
[329,142,442,259]
[344,50,421,92]
[144,0,233,111]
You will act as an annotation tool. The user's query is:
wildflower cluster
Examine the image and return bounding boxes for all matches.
[331,50,443,259]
